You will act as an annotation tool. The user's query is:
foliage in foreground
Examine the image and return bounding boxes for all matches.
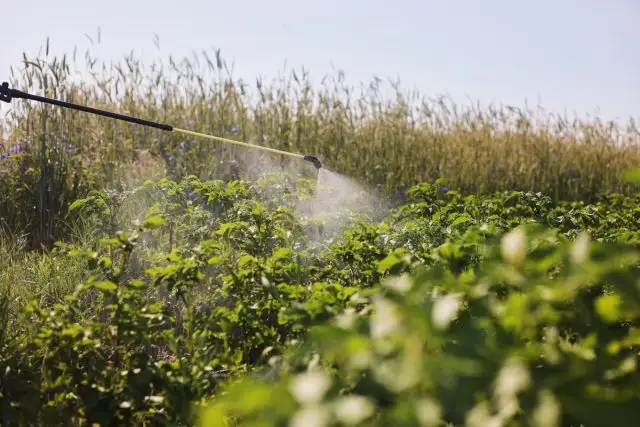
[201,226,640,427]
[0,174,639,426]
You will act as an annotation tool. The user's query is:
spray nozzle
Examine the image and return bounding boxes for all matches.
[304,155,322,169]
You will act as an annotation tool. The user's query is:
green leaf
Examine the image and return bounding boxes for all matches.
[272,247,292,259]
[128,279,146,289]
[68,199,86,211]
[98,256,112,269]
[239,254,256,267]
[61,324,84,338]
[620,167,640,183]
[595,294,622,323]
[94,281,118,291]
[197,403,228,427]
[377,253,402,273]
[143,215,168,229]
[451,214,472,226]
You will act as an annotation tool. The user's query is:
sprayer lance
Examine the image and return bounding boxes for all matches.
[0,81,322,170]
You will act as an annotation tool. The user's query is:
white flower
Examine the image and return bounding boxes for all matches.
[290,405,330,427]
[466,401,502,427]
[289,371,331,404]
[531,389,560,427]
[415,398,442,427]
[501,228,527,265]
[570,232,590,264]
[370,296,402,339]
[334,308,357,330]
[145,395,164,404]
[432,293,463,330]
[384,273,412,294]
[494,357,531,418]
[333,395,375,425]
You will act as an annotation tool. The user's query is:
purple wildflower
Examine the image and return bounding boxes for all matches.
[440,186,448,192]
[231,127,239,134]
[168,155,175,162]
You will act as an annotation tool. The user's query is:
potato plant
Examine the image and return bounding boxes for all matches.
[0,174,638,427]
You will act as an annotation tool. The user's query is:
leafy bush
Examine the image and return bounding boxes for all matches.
[0,173,638,426]
[200,225,640,427]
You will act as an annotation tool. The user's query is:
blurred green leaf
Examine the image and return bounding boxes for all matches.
[621,167,640,183]
[143,215,168,229]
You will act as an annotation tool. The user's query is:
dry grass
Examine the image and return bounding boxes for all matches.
[1,38,639,247]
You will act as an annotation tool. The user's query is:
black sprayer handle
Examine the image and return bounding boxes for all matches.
[0,82,12,103]
[0,81,174,131]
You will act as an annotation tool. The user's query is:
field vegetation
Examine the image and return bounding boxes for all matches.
[0,39,639,426]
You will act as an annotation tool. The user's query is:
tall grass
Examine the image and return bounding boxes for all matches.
[1,37,639,249]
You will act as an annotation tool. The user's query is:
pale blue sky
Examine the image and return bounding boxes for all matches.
[2,0,639,123]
